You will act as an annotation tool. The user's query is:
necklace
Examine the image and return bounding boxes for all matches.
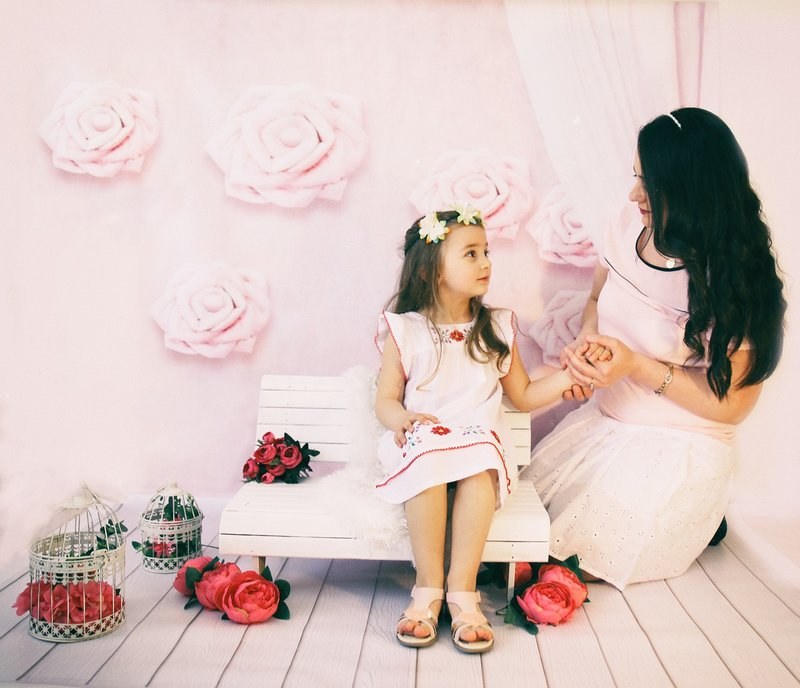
[665,258,676,269]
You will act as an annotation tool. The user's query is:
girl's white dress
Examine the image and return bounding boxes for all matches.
[374,309,518,507]
[527,217,735,589]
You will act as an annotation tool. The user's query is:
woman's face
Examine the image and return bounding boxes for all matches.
[629,152,651,229]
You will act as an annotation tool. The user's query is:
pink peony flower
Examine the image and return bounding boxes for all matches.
[242,458,260,480]
[515,562,534,588]
[528,186,597,267]
[151,262,270,359]
[220,570,281,624]
[206,83,368,207]
[529,290,591,367]
[68,581,121,623]
[195,562,243,611]
[152,541,176,558]
[537,564,588,608]
[254,444,278,464]
[174,556,216,596]
[517,581,577,626]
[410,149,535,240]
[279,445,302,469]
[267,462,286,477]
[39,81,159,178]
[261,432,277,445]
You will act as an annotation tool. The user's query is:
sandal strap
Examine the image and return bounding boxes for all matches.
[400,586,444,623]
[446,590,490,628]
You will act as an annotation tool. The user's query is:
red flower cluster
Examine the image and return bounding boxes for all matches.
[173,556,290,625]
[13,580,123,624]
[431,426,451,436]
[242,431,318,484]
[516,563,588,626]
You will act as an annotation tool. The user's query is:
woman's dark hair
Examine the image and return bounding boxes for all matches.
[385,210,510,377]
[638,107,786,398]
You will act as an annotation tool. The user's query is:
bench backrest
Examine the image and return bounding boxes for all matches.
[256,374,531,466]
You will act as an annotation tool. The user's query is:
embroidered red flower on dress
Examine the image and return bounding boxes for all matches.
[431,426,451,436]
[450,329,465,342]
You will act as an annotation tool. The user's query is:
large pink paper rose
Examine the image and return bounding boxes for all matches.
[152,263,270,359]
[220,570,281,624]
[529,290,590,367]
[206,83,368,207]
[195,562,243,611]
[39,81,159,178]
[528,186,597,267]
[410,150,534,240]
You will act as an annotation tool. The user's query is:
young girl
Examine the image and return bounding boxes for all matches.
[374,205,576,653]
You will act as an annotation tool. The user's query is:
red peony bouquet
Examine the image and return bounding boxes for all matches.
[504,555,589,634]
[13,580,123,624]
[173,556,290,625]
[242,431,318,484]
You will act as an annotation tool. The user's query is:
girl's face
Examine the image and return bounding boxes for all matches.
[629,152,652,229]
[437,223,491,303]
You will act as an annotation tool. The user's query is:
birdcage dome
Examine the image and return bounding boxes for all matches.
[136,482,203,572]
[21,485,126,642]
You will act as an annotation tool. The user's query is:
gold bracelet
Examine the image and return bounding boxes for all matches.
[654,363,674,395]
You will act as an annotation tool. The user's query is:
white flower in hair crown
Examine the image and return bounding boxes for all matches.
[418,203,482,244]
[418,212,449,244]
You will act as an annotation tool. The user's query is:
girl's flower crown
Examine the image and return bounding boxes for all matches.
[418,203,482,244]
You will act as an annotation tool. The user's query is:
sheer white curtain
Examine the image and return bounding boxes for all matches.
[504,0,719,244]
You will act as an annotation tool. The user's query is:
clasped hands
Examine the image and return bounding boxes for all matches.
[560,333,631,401]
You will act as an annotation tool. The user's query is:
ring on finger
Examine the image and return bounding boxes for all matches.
[589,379,595,391]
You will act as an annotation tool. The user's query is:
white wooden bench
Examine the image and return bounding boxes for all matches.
[219,374,550,602]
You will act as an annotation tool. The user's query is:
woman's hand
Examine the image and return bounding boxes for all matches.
[559,334,614,401]
[392,412,439,447]
[563,334,636,391]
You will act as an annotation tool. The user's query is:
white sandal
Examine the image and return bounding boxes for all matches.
[446,590,494,654]
[396,586,444,648]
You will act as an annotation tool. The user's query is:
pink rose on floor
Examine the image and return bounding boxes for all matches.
[195,562,243,611]
[220,570,281,624]
[242,458,260,480]
[529,290,591,367]
[174,556,216,596]
[206,83,368,207]
[410,149,535,240]
[260,472,276,484]
[517,581,577,626]
[528,186,597,267]
[254,444,278,464]
[151,263,270,359]
[39,81,159,178]
[515,562,534,588]
[279,445,302,468]
[537,564,588,608]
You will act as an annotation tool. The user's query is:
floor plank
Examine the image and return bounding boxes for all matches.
[583,583,673,687]
[353,560,417,688]
[667,561,799,687]
[282,559,379,688]
[623,578,738,688]
[217,557,332,688]
[697,544,800,682]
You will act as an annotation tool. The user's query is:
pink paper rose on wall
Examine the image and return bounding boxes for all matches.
[152,263,270,359]
[206,83,368,207]
[39,81,159,177]
[410,150,534,240]
[528,186,597,267]
[529,289,590,367]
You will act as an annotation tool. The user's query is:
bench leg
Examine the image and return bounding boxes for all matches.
[506,562,516,605]
[254,555,266,573]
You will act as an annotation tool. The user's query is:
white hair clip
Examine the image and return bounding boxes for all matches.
[667,112,682,130]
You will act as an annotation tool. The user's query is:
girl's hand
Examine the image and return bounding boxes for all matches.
[563,334,636,390]
[393,412,439,447]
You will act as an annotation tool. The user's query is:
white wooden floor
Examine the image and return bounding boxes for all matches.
[1,496,799,688]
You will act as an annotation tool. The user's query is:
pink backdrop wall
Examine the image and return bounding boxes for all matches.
[1,0,797,557]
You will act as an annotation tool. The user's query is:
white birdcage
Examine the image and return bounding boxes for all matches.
[23,485,126,642]
[136,482,203,572]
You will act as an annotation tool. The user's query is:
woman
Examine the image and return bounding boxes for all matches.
[530,107,786,589]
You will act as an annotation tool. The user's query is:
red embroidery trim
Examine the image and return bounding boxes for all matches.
[374,311,408,381]
[376,439,513,495]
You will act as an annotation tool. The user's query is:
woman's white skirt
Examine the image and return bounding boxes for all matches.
[525,402,733,589]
